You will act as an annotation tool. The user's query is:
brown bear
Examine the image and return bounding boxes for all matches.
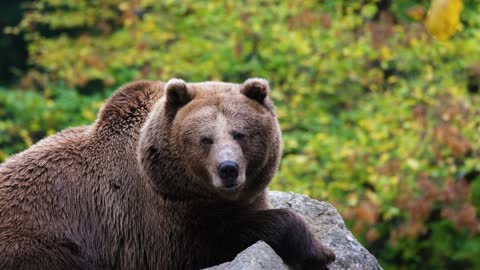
[0,78,335,270]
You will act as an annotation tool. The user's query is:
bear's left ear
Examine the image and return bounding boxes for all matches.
[240,78,270,104]
[165,78,193,108]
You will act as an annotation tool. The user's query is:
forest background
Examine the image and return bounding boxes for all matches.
[1,1,479,269]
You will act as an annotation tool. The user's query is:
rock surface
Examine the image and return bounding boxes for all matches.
[204,191,383,270]
[204,241,288,270]
[268,191,383,270]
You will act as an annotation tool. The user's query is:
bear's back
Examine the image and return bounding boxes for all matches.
[0,81,164,226]
[0,126,90,225]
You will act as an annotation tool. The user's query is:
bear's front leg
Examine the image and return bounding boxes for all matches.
[233,208,335,270]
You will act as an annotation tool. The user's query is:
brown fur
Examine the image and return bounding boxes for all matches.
[0,79,334,269]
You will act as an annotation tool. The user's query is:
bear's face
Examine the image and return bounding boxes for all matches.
[139,78,282,201]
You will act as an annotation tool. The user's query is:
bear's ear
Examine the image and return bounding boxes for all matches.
[240,78,270,104]
[165,78,193,108]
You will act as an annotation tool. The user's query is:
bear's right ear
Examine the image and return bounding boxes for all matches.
[165,78,193,108]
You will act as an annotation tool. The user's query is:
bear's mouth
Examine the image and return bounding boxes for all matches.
[220,183,241,193]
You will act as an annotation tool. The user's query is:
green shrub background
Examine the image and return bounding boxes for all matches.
[1,1,480,269]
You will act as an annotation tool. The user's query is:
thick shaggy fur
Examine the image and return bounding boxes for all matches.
[0,79,335,269]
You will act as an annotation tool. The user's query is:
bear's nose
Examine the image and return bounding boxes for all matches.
[217,161,239,186]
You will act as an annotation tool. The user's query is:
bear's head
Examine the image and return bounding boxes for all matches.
[138,78,282,202]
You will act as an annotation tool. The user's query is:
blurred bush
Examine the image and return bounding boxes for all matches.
[2,0,480,269]
[0,85,105,160]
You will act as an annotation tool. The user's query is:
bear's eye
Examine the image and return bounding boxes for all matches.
[232,131,246,140]
[200,137,214,145]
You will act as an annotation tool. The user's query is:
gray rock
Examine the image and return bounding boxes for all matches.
[268,191,383,270]
[204,241,289,270]
[203,191,383,270]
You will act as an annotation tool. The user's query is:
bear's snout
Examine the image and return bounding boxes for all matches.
[217,160,239,189]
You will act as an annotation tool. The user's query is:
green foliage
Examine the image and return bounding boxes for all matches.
[0,85,106,160]
[2,1,480,269]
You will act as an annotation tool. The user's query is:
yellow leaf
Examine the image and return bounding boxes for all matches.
[407,159,420,170]
[81,109,96,121]
[366,190,380,205]
[380,46,392,61]
[20,129,33,147]
[118,2,129,11]
[425,0,463,41]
